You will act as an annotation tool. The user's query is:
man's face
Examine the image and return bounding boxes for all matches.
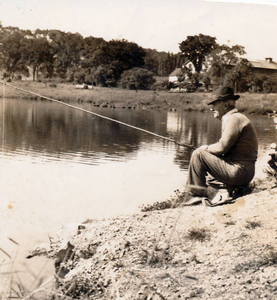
[210,100,226,120]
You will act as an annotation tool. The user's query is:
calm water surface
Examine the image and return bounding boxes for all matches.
[0,97,276,292]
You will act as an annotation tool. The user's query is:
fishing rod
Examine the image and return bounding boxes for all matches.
[0,81,195,150]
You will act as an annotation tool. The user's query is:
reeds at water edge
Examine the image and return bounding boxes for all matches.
[1,237,54,300]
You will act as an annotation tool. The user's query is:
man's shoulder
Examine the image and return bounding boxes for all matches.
[228,111,249,121]
[224,111,252,128]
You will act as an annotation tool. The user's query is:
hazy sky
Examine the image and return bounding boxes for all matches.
[0,0,277,60]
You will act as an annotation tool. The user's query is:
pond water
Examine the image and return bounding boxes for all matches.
[0,97,276,294]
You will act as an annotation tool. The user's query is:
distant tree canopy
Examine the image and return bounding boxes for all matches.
[0,27,275,92]
[0,26,184,87]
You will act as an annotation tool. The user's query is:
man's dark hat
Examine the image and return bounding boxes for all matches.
[208,86,240,105]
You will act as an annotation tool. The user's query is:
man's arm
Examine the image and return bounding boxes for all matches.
[207,115,241,155]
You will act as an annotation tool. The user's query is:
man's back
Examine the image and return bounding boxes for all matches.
[208,109,258,163]
[224,112,258,163]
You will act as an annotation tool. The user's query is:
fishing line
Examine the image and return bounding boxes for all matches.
[0,81,195,150]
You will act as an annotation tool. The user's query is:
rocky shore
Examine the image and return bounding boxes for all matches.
[35,174,277,300]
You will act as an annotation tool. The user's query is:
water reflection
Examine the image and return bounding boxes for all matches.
[0,98,276,168]
[0,99,175,165]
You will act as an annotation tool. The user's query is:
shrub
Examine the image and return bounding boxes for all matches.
[119,68,156,90]
[91,65,117,87]
[152,79,169,91]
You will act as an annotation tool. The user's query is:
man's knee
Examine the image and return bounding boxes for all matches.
[191,148,209,161]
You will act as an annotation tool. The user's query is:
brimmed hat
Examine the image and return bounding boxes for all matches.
[208,86,240,105]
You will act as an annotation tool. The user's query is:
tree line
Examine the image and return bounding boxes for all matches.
[0,25,275,92]
[0,25,180,88]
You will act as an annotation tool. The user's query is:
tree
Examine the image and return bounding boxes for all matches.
[106,39,146,80]
[225,58,252,92]
[0,31,28,78]
[83,39,147,86]
[207,44,246,85]
[22,37,55,80]
[144,49,184,76]
[119,68,155,90]
[144,49,160,75]
[179,34,217,73]
[49,30,84,78]
[81,36,107,69]
[90,39,145,80]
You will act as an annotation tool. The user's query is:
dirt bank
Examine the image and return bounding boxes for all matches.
[43,177,277,299]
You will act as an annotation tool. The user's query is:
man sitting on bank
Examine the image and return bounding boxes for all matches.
[185,86,258,205]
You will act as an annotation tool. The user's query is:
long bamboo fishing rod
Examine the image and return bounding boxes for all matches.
[0,81,195,150]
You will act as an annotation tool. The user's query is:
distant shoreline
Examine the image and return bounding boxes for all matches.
[0,80,276,115]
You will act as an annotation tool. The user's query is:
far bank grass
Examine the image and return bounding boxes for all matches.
[0,80,276,114]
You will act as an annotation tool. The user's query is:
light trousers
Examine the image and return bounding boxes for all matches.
[186,148,255,197]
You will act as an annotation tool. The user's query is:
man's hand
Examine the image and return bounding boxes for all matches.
[199,145,209,151]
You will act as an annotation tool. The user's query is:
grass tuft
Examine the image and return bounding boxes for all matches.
[186,228,210,242]
[264,250,277,265]
[224,221,236,226]
[189,287,205,298]
[245,220,262,229]
[0,242,54,300]
[140,189,192,212]
[234,250,277,274]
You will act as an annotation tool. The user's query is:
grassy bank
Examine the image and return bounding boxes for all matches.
[0,80,276,114]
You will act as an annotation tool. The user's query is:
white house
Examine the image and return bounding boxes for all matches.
[168,61,196,83]
[169,68,183,83]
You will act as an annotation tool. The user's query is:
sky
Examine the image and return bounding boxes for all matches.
[0,0,277,60]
